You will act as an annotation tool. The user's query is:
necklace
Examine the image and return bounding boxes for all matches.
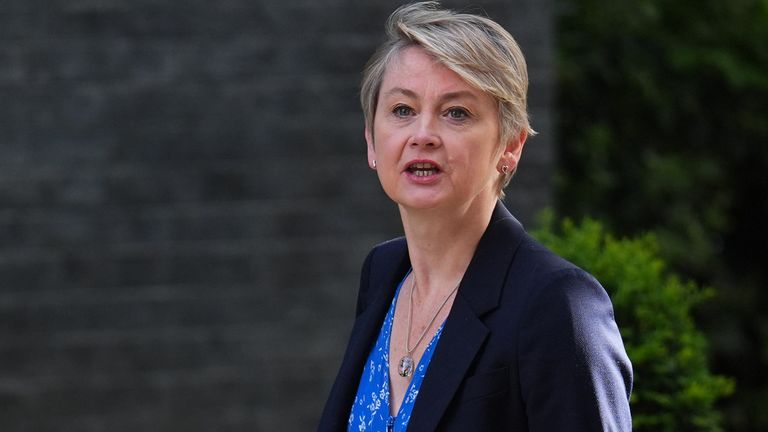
[398,275,460,378]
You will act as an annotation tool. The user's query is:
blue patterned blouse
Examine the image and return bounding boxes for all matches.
[348,272,445,432]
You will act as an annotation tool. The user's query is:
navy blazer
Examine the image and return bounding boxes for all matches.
[319,202,632,431]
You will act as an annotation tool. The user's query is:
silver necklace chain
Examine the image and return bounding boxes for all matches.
[405,275,461,355]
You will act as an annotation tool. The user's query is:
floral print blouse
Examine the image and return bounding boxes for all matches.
[348,272,445,432]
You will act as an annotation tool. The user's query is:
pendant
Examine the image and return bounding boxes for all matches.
[398,355,415,377]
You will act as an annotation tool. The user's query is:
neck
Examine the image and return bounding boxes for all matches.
[399,195,497,299]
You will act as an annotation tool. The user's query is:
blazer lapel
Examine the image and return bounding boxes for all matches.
[407,202,526,431]
[407,294,488,430]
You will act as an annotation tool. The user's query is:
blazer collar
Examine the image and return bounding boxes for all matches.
[408,201,526,430]
[455,201,525,316]
[368,200,525,318]
[371,201,524,318]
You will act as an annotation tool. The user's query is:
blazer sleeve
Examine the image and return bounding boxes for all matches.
[317,247,376,432]
[518,268,633,431]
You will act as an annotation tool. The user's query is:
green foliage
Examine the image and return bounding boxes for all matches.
[555,0,768,429]
[557,0,768,279]
[533,212,733,431]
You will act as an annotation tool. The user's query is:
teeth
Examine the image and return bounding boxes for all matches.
[413,169,436,177]
[408,162,439,177]
[412,162,435,169]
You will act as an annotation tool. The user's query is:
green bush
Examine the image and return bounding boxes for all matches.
[532,212,733,431]
[555,1,768,428]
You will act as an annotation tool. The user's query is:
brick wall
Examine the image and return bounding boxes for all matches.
[0,1,553,430]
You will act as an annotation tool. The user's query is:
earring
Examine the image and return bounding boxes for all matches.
[372,160,377,168]
[501,164,510,174]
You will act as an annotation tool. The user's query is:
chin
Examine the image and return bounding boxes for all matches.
[394,187,497,213]
[392,192,453,211]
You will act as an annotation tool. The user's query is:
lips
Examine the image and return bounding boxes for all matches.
[406,161,441,177]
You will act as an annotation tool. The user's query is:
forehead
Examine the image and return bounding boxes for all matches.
[379,46,487,100]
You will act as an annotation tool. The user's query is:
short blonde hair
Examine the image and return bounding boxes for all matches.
[360,1,536,195]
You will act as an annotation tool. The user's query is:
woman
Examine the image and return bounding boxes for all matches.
[319,2,632,431]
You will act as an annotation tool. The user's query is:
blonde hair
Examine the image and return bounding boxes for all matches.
[360,1,536,195]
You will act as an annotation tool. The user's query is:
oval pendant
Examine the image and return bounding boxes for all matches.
[398,355,415,377]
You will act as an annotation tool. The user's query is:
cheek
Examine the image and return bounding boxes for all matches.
[452,145,501,185]
[373,130,404,162]
[456,134,500,167]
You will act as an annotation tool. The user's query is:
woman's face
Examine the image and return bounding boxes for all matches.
[366,46,515,212]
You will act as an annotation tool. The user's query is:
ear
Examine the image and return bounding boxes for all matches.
[365,127,377,170]
[498,130,527,171]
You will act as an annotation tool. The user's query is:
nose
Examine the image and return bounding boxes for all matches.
[407,115,442,148]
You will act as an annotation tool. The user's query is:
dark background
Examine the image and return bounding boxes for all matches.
[0,1,553,430]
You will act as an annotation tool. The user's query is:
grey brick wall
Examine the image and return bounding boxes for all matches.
[0,1,553,430]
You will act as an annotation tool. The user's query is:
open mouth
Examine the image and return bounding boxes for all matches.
[407,162,440,177]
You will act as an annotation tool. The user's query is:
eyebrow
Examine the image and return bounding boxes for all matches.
[383,87,479,103]
[383,87,418,99]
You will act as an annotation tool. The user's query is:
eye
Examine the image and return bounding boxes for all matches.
[445,107,470,120]
[392,105,415,117]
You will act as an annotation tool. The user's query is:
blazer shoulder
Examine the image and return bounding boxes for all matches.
[365,236,409,280]
[355,237,409,316]
[371,236,408,259]
[512,236,633,430]
[522,230,572,262]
